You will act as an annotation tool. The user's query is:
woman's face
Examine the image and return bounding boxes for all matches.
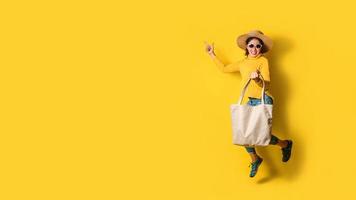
[246,38,262,57]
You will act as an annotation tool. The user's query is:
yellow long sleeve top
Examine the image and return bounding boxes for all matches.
[211,53,274,105]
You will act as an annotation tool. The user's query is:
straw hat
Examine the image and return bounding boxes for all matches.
[236,30,273,53]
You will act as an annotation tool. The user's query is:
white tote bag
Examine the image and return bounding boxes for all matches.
[230,74,273,147]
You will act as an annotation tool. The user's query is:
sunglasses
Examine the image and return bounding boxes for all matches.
[247,44,262,49]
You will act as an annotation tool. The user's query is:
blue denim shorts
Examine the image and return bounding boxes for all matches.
[247,94,274,106]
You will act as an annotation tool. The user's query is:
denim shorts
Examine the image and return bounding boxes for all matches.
[247,94,274,106]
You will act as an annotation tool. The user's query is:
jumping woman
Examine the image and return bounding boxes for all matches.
[205,30,293,178]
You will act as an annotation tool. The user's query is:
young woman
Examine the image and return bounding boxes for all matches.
[204,30,293,178]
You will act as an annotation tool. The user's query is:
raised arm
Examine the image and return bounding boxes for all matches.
[204,41,240,73]
[210,53,241,73]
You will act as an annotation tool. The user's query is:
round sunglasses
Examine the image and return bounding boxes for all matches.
[247,44,262,49]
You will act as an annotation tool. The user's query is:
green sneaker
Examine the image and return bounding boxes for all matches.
[282,140,293,162]
[249,157,263,177]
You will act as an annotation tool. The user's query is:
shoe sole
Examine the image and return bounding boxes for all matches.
[282,140,293,162]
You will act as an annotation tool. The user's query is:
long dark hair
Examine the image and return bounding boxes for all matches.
[244,37,267,56]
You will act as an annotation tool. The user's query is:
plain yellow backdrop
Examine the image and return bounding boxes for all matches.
[1,0,356,199]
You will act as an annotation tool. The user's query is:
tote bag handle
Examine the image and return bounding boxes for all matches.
[237,73,266,105]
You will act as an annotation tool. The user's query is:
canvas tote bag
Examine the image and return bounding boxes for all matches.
[230,74,273,146]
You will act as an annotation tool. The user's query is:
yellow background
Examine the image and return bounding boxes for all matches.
[0,0,355,199]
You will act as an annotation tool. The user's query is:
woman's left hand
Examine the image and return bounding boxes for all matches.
[250,70,260,80]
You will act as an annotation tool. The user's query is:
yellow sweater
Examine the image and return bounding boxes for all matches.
[211,54,274,105]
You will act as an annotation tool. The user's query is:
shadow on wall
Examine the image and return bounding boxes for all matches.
[254,35,305,184]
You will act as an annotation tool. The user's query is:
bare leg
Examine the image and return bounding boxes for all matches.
[248,152,261,162]
[276,139,288,148]
[245,147,261,162]
[270,134,288,148]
